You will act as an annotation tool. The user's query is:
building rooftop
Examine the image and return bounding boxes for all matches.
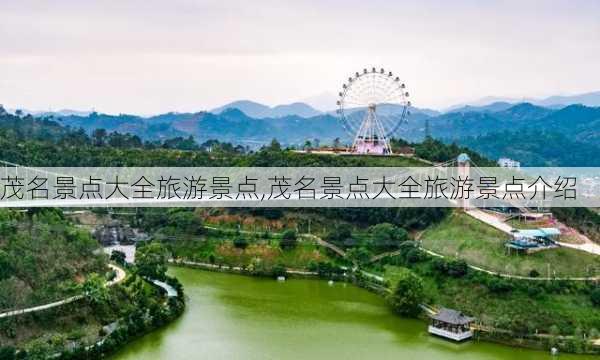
[515,228,561,238]
[430,308,475,325]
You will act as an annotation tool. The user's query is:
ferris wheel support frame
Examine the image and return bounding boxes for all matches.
[351,104,392,155]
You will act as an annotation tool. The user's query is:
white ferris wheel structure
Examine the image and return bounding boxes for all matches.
[337,67,411,155]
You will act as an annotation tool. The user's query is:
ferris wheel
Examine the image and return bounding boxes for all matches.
[336,67,411,154]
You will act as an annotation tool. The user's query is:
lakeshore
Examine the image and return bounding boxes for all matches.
[111,267,598,360]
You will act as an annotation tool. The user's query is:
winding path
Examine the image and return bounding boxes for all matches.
[465,209,600,256]
[0,264,126,320]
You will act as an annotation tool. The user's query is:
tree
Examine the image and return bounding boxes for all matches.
[268,139,281,151]
[136,242,169,279]
[110,250,127,266]
[233,236,248,249]
[333,137,341,149]
[92,128,107,146]
[0,249,13,281]
[167,209,203,235]
[162,135,198,150]
[280,230,298,250]
[82,273,109,307]
[346,247,371,264]
[368,223,408,251]
[529,269,540,278]
[271,263,287,278]
[447,259,468,277]
[387,268,425,317]
[0,346,16,360]
[325,225,354,248]
[591,287,600,307]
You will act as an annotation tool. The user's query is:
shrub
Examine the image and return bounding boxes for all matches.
[0,346,16,360]
[271,263,287,278]
[526,285,545,299]
[233,237,248,249]
[387,268,425,317]
[487,277,513,294]
[347,247,372,264]
[405,247,424,264]
[431,257,448,273]
[529,269,540,278]
[368,223,408,251]
[447,259,468,277]
[591,288,600,307]
[280,230,298,250]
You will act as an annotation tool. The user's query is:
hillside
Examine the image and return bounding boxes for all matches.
[0,209,107,311]
[51,101,599,143]
[211,100,322,118]
[8,101,600,166]
[459,130,600,166]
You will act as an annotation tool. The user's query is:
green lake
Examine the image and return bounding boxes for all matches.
[112,267,595,360]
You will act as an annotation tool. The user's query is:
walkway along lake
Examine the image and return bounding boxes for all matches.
[112,267,596,360]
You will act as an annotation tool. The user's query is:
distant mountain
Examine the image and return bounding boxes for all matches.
[533,104,600,144]
[491,103,553,122]
[52,102,600,147]
[405,103,599,144]
[6,108,92,117]
[447,90,600,111]
[447,102,515,114]
[42,101,600,165]
[300,92,338,112]
[211,100,321,118]
[57,112,189,140]
[271,102,323,118]
[210,100,271,118]
[536,91,600,108]
[336,104,439,117]
[55,108,348,146]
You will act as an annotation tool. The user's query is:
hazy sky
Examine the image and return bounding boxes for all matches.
[1,0,599,114]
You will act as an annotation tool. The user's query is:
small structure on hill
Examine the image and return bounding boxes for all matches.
[428,308,475,341]
[498,157,521,169]
[506,227,560,253]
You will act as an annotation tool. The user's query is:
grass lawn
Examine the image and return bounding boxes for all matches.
[506,218,552,229]
[165,234,331,270]
[420,211,600,277]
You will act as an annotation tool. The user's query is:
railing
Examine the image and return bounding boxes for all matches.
[428,326,473,341]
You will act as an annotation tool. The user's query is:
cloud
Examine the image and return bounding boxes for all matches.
[0,0,599,113]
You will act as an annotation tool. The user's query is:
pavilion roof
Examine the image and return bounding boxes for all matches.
[430,308,475,325]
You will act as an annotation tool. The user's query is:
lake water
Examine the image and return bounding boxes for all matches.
[112,267,595,360]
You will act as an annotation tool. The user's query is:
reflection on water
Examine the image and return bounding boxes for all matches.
[112,268,594,360]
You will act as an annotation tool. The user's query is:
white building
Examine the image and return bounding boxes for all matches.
[498,157,520,168]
